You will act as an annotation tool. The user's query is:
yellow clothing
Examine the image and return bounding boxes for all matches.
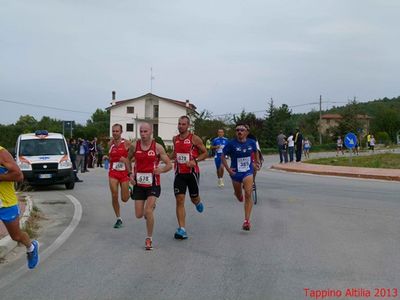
[0,146,18,207]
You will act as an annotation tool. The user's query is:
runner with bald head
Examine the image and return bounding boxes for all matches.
[128,123,172,250]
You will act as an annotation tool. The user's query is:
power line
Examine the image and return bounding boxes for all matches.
[0,97,92,114]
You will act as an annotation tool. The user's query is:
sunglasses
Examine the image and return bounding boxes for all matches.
[236,128,246,132]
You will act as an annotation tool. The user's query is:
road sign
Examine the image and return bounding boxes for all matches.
[344,132,357,149]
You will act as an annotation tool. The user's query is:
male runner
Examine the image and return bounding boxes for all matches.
[127,123,172,250]
[211,129,228,187]
[0,146,39,269]
[221,123,260,231]
[171,116,208,239]
[108,124,131,228]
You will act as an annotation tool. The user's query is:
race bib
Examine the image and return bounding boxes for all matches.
[176,153,190,164]
[217,145,225,154]
[237,157,251,172]
[112,162,126,171]
[136,173,153,185]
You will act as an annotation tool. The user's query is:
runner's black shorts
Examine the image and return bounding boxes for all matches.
[131,185,161,200]
[174,172,200,197]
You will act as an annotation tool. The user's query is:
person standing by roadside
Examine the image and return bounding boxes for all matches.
[76,138,86,173]
[221,123,261,231]
[0,146,39,269]
[68,138,83,182]
[211,129,229,187]
[294,128,303,162]
[303,137,312,159]
[171,116,208,240]
[127,123,172,250]
[108,124,131,228]
[97,142,104,168]
[336,135,344,156]
[287,132,294,162]
[370,135,376,152]
[277,130,288,163]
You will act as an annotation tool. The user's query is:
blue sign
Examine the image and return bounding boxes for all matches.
[344,132,357,149]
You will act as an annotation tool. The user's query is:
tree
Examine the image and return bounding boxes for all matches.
[193,110,228,141]
[371,105,400,142]
[331,100,363,140]
[262,100,292,147]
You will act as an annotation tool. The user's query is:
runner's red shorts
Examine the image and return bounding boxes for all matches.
[109,170,130,183]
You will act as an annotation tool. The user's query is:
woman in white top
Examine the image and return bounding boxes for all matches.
[287,133,294,162]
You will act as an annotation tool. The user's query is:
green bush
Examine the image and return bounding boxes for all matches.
[375,132,391,145]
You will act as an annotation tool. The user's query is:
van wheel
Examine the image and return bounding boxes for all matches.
[65,182,75,190]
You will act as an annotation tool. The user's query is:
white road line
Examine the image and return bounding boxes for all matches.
[0,194,82,289]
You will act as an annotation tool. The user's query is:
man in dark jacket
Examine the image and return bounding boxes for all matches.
[294,128,303,162]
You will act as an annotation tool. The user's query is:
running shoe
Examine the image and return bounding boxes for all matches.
[145,238,153,250]
[195,202,204,213]
[113,219,123,228]
[242,220,251,231]
[174,227,188,240]
[27,240,39,269]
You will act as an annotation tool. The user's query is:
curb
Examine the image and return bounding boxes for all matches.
[0,195,33,259]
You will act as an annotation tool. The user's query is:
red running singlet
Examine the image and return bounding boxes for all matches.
[134,140,160,187]
[108,139,129,182]
[173,133,199,174]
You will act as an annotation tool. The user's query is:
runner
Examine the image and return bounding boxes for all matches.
[0,146,39,269]
[211,129,229,187]
[221,123,261,231]
[108,124,131,228]
[127,123,172,250]
[171,116,208,239]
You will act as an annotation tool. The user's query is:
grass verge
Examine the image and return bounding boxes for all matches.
[307,153,400,169]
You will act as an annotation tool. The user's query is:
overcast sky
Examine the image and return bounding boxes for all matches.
[1,0,400,125]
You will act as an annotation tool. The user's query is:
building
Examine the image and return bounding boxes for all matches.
[106,92,198,145]
[318,113,372,137]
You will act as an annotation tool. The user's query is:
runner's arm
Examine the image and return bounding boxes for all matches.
[221,153,234,176]
[192,135,208,162]
[168,136,176,160]
[154,143,172,175]
[0,149,24,182]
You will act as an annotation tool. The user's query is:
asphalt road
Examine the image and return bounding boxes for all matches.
[1,158,400,300]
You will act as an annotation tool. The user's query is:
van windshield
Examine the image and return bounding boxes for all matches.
[19,139,67,156]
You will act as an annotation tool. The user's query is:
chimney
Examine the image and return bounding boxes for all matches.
[185,99,190,108]
[111,91,116,106]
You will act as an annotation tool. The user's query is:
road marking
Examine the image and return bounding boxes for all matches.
[0,194,82,289]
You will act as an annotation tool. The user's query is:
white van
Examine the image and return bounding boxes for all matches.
[15,130,75,189]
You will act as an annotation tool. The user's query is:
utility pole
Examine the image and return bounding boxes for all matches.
[319,95,322,145]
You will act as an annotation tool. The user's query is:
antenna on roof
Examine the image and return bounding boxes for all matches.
[150,67,155,93]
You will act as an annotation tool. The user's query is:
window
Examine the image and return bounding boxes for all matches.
[126,123,134,132]
[153,124,159,137]
[127,106,134,114]
[153,105,159,118]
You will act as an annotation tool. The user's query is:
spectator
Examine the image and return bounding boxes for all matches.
[370,135,376,152]
[303,137,311,159]
[277,130,288,163]
[336,136,344,156]
[294,128,303,162]
[287,132,294,162]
